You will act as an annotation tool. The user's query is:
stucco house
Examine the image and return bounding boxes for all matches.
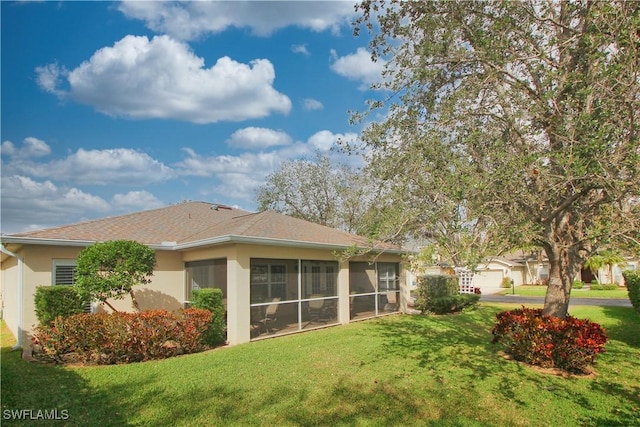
[0,201,408,356]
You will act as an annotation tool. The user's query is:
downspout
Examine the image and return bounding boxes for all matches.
[1,243,24,349]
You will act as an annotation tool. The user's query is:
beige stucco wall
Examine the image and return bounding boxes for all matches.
[21,245,84,349]
[5,241,406,354]
[5,245,185,353]
[98,250,185,313]
[1,252,20,344]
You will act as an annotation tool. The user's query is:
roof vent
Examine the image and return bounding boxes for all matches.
[210,204,232,211]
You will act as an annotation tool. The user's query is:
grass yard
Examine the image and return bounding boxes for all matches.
[2,304,639,427]
[500,285,630,299]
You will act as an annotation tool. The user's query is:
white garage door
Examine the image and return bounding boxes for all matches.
[473,269,504,289]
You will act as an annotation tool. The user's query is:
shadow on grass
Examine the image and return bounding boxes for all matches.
[369,308,510,380]
[0,346,130,427]
[599,306,640,348]
[364,306,640,427]
[362,308,537,417]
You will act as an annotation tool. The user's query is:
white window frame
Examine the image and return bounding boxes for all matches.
[251,263,287,300]
[51,259,93,313]
[52,259,77,285]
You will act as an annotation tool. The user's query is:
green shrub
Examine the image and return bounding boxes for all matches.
[622,271,640,314]
[589,283,619,290]
[32,309,212,364]
[492,307,608,374]
[75,240,156,311]
[427,295,480,314]
[501,277,513,288]
[415,275,478,314]
[572,280,585,290]
[34,286,88,326]
[191,288,226,345]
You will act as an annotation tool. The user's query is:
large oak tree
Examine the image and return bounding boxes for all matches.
[256,154,380,235]
[353,0,640,317]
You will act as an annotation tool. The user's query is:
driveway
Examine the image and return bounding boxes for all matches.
[480,294,632,307]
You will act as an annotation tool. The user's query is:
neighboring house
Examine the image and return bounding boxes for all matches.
[418,251,549,294]
[589,258,638,285]
[420,250,638,294]
[1,202,407,357]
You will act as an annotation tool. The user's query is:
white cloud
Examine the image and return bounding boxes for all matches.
[291,44,310,56]
[226,127,292,150]
[330,47,386,90]
[34,63,67,96]
[176,149,283,203]
[177,149,281,178]
[37,35,291,123]
[302,98,324,111]
[0,175,110,233]
[1,137,51,159]
[0,141,16,156]
[118,1,356,40]
[307,130,358,152]
[112,191,164,209]
[4,147,174,186]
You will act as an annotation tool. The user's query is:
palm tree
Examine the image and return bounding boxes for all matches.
[584,251,626,285]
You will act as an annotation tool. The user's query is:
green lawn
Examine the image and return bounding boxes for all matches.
[2,305,639,427]
[500,285,630,299]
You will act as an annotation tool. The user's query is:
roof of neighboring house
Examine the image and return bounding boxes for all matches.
[1,201,403,253]
[480,257,524,268]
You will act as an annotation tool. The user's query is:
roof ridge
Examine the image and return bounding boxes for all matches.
[175,206,256,243]
[262,210,367,239]
[10,201,217,237]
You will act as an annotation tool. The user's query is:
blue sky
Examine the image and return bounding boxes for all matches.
[1,1,386,234]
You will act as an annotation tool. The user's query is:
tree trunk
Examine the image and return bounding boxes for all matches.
[130,289,140,311]
[542,256,571,318]
[540,211,588,318]
[101,299,119,313]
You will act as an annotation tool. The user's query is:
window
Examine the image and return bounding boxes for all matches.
[53,260,77,285]
[377,263,399,290]
[250,262,288,302]
[349,262,400,319]
[185,259,227,301]
[52,259,91,313]
[302,261,338,298]
[250,259,338,340]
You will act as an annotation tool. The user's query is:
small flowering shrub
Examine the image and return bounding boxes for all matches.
[33,309,212,365]
[491,307,608,374]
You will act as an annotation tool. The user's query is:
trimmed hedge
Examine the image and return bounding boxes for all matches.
[34,286,88,326]
[572,280,585,290]
[589,283,619,290]
[501,277,513,288]
[190,288,226,345]
[492,307,608,374]
[32,309,212,365]
[415,274,479,314]
[623,271,640,314]
[427,294,480,314]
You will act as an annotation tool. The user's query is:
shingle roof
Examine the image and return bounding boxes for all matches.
[4,201,401,252]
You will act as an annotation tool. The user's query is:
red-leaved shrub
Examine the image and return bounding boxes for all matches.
[33,309,212,364]
[491,307,608,374]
